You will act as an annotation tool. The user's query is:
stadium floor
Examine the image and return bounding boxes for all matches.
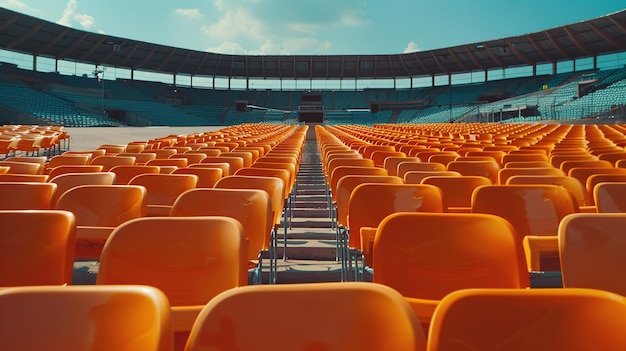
[65,126,224,151]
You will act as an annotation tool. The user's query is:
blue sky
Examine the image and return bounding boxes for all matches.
[1,0,625,55]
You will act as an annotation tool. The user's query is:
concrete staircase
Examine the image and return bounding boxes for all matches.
[263,125,343,284]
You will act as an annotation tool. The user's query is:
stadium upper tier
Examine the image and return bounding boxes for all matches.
[1,64,625,127]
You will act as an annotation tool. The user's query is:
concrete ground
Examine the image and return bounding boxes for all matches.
[64,126,223,152]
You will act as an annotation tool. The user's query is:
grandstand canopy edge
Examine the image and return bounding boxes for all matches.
[0,7,625,86]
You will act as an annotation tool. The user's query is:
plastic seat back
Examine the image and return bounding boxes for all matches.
[201,156,245,174]
[0,285,172,351]
[144,148,177,159]
[129,173,198,216]
[598,151,626,166]
[0,174,48,182]
[336,175,404,227]
[472,184,578,271]
[329,166,387,200]
[506,175,586,206]
[374,212,528,301]
[47,165,104,179]
[560,213,626,295]
[404,170,461,184]
[427,153,460,166]
[188,162,231,176]
[502,153,549,165]
[362,145,396,158]
[215,175,285,227]
[397,162,446,179]
[498,167,564,184]
[594,182,626,213]
[0,161,42,174]
[447,160,500,183]
[504,161,553,168]
[569,167,626,193]
[384,156,420,176]
[173,167,223,188]
[55,184,147,259]
[0,182,56,209]
[326,157,374,180]
[428,288,626,351]
[171,153,207,165]
[46,154,91,169]
[98,217,247,303]
[116,152,157,165]
[110,165,160,184]
[91,155,136,171]
[49,172,116,206]
[370,151,406,167]
[171,188,272,260]
[421,175,492,210]
[145,158,188,168]
[561,159,612,174]
[250,161,296,193]
[348,183,444,250]
[472,184,578,237]
[235,167,291,200]
[0,210,75,286]
[587,174,626,205]
[185,282,426,351]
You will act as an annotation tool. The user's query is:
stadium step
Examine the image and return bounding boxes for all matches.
[259,127,342,284]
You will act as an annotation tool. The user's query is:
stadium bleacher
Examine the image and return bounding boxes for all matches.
[2,7,626,350]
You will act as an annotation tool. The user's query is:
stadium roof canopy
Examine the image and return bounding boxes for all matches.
[0,7,625,80]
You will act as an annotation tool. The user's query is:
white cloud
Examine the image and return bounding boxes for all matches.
[403,41,420,53]
[57,0,77,27]
[74,12,96,29]
[336,12,372,27]
[213,0,226,12]
[207,41,248,55]
[57,0,99,31]
[202,7,264,41]
[175,8,202,20]
[0,0,42,16]
[255,40,283,55]
[201,1,371,54]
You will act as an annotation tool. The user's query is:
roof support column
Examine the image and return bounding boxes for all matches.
[593,55,597,70]
[32,55,36,71]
